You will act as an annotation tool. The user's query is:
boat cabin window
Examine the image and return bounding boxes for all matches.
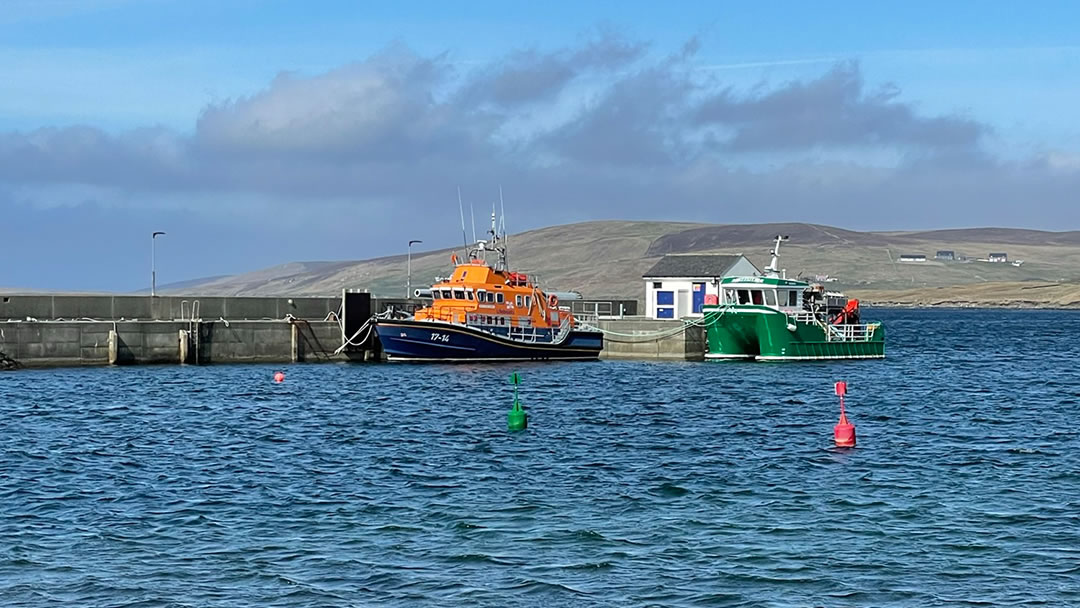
[466,291,474,301]
[737,289,751,304]
[453,289,465,300]
[751,290,764,305]
[724,288,736,304]
[475,290,485,301]
[441,289,452,299]
[515,295,523,307]
[781,290,798,307]
[764,290,777,306]
[524,295,531,308]
[496,293,504,303]
[487,292,495,303]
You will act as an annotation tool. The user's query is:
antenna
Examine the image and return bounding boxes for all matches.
[499,186,508,268]
[457,187,469,256]
[470,203,477,244]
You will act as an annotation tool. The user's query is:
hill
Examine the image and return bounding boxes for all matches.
[159,221,1080,305]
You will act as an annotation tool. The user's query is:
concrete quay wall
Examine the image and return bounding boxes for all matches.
[0,294,343,322]
[0,320,351,368]
[595,318,705,361]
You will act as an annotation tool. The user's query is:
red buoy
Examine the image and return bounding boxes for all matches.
[833,381,856,447]
[273,371,285,383]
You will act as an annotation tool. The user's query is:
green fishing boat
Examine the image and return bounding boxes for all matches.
[702,236,885,361]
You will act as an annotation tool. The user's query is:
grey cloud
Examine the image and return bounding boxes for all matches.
[456,33,646,107]
[694,62,987,151]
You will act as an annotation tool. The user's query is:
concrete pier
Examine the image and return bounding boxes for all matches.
[595,318,705,361]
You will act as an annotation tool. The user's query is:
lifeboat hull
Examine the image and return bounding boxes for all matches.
[373,319,603,362]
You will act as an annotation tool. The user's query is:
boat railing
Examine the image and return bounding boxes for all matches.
[786,311,818,324]
[508,325,541,343]
[824,322,879,342]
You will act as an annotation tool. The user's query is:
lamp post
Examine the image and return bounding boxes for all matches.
[407,239,423,299]
[151,231,166,297]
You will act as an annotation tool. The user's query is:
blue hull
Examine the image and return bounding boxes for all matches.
[373,319,603,362]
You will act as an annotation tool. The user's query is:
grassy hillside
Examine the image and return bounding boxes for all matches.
[159,221,1080,306]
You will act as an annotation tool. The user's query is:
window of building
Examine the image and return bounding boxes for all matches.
[764,290,776,306]
[653,281,662,289]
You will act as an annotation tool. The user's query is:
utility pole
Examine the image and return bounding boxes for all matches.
[151,231,166,297]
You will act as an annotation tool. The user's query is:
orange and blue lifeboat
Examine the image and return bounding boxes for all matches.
[373,258,603,362]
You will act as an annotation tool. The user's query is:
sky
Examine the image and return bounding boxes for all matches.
[2,1,1080,291]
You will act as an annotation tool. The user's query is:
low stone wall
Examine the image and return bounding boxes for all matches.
[0,294,343,322]
[595,318,705,361]
[0,320,354,368]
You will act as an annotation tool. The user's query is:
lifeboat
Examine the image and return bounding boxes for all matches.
[372,209,603,362]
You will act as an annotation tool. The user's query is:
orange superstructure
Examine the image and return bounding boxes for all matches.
[415,257,574,331]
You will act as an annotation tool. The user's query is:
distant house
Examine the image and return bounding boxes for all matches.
[898,254,927,263]
[988,253,1008,263]
[643,254,761,319]
[935,250,955,261]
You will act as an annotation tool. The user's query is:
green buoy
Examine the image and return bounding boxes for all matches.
[507,372,527,431]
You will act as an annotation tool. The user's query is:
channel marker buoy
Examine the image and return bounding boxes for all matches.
[833,381,856,447]
[507,372,527,431]
[273,371,285,383]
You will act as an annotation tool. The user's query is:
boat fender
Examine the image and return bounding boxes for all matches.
[786,322,797,332]
[548,294,558,308]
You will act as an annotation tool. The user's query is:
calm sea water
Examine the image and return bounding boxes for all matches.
[2,309,1078,607]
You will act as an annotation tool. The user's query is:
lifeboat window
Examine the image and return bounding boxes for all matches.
[496,293,504,303]
[453,289,465,300]
[524,296,531,308]
[764,290,777,306]
[737,289,750,304]
[466,291,474,301]
[486,292,495,303]
[476,290,485,301]
[441,289,452,299]
[751,290,764,305]
[515,295,523,307]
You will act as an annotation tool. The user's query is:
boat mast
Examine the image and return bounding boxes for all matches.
[764,234,789,277]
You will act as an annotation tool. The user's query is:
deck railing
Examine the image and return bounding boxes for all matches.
[824,322,879,342]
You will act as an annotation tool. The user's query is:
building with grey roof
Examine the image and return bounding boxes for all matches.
[642,254,760,319]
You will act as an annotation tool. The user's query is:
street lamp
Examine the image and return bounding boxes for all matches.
[407,239,423,299]
[151,231,166,297]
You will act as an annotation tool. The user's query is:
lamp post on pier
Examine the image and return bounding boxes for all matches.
[407,239,423,299]
[151,231,166,297]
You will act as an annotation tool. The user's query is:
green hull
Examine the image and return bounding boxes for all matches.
[703,305,884,361]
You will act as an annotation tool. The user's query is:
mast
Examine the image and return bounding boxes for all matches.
[764,234,789,277]
[457,188,469,260]
[499,186,507,270]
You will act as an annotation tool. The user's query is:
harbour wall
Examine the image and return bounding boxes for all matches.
[0,295,693,368]
[0,319,358,368]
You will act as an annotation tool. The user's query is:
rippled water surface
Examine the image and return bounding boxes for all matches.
[2,309,1079,607]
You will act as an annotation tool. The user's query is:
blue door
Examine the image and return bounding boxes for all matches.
[692,283,705,313]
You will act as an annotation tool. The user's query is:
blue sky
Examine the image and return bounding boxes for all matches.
[2,1,1080,291]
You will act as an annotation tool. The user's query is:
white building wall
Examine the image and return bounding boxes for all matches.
[643,255,762,319]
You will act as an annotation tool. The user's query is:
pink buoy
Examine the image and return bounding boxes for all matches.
[273,371,285,383]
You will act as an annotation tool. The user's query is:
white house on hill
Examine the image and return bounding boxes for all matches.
[643,254,761,319]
